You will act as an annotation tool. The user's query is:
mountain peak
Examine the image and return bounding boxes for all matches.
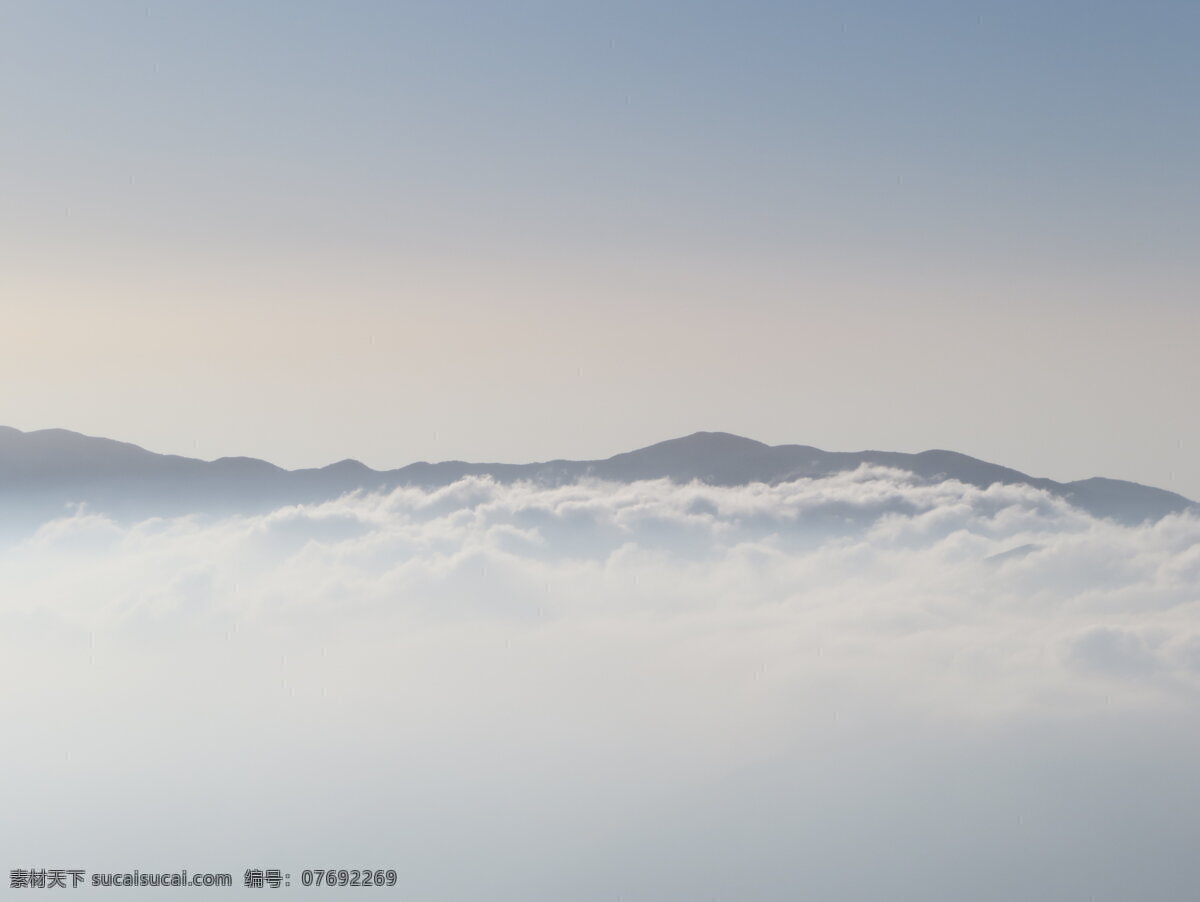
[619,431,770,458]
[0,426,1192,526]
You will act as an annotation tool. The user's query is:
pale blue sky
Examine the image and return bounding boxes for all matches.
[2,1,1197,495]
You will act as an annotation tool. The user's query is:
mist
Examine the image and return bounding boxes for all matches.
[3,469,1199,899]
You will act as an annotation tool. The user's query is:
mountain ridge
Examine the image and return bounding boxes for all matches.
[0,427,1193,527]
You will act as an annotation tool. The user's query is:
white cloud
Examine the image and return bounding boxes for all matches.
[1,469,1198,899]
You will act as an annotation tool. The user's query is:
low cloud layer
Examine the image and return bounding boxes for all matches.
[2,469,1199,899]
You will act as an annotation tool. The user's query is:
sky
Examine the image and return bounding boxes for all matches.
[2,1,1198,497]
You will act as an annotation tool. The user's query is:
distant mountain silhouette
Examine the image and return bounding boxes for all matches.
[0,427,1193,532]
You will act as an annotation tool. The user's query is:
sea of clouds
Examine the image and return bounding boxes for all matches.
[3,468,1199,899]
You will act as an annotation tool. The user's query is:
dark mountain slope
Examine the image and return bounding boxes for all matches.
[0,427,1192,528]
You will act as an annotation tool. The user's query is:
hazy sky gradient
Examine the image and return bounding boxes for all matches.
[3,1,1197,495]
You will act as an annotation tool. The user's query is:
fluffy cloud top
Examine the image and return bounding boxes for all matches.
[2,469,1198,900]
